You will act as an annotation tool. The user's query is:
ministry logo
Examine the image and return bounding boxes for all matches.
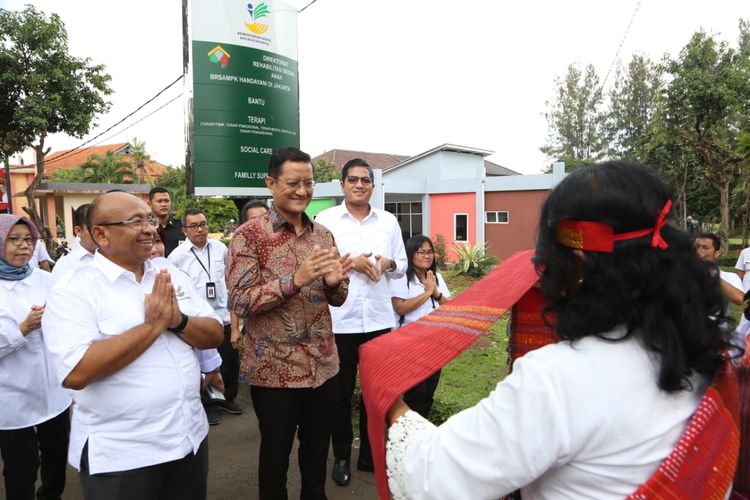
[245,2,269,34]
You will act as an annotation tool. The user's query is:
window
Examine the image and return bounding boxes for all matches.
[454,213,468,242]
[485,211,510,224]
[385,201,423,241]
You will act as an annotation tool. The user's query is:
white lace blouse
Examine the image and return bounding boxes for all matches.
[386,330,705,499]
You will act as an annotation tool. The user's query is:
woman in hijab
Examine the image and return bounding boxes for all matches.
[0,215,71,499]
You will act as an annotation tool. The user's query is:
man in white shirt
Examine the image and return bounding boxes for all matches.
[52,203,96,281]
[169,208,244,424]
[42,191,224,500]
[29,239,52,272]
[695,232,744,304]
[315,158,407,485]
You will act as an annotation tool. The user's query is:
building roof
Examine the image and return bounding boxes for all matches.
[43,143,167,179]
[484,160,521,176]
[312,149,409,172]
[32,182,152,195]
[385,143,494,175]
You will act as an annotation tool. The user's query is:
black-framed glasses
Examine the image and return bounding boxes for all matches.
[184,221,208,230]
[6,236,37,247]
[345,175,373,186]
[415,249,435,256]
[98,218,159,229]
[269,177,315,191]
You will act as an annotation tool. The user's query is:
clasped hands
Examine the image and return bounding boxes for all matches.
[351,252,393,282]
[293,246,354,288]
[144,269,185,333]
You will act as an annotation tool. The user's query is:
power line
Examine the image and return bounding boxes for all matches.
[81,92,184,152]
[45,74,184,166]
[299,0,317,12]
[600,0,642,90]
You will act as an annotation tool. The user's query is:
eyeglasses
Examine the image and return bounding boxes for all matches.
[270,177,315,191]
[6,236,37,247]
[345,175,373,186]
[98,218,159,229]
[415,249,435,256]
[184,222,208,230]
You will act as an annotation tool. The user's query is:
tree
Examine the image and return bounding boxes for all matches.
[605,55,662,162]
[78,151,133,184]
[129,137,151,184]
[541,64,606,165]
[313,159,338,182]
[0,6,111,240]
[659,30,750,247]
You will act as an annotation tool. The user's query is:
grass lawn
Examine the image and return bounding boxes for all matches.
[429,269,509,424]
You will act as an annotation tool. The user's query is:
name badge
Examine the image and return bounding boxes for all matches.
[206,282,216,299]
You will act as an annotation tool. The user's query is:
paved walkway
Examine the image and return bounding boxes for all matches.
[0,383,378,499]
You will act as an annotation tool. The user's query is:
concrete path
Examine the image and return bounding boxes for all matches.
[0,383,378,499]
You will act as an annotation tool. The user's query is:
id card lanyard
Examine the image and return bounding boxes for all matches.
[191,245,216,299]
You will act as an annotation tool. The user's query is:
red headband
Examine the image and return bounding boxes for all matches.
[556,199,672,253]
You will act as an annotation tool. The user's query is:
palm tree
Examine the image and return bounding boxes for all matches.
[78,151,134,184]
[129,137,151,184]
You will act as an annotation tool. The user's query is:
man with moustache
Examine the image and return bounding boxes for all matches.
[227,147,353,500]
[314,158,407,484]
[42,191,223,500]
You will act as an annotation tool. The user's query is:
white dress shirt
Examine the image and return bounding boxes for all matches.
[389,272,451,327]
[168,238,231,324]
[0,269,71,429]
[387,329,705,499]
[29,239,52,269]
[42,252,222,474]
[51,238,93,284]
[315,204,407,333]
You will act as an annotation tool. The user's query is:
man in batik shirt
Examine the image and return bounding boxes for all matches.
[227,147,353,500]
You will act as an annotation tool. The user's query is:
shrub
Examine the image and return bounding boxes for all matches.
[453,242,498,277]
[434,234,448,270]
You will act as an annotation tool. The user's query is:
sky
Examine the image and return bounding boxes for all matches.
[2,0,748,174]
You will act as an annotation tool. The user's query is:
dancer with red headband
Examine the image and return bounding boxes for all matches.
[364,161,739,499]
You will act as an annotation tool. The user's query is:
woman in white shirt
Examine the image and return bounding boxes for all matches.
[390,235,450,418]
[385,162,734,499]
[0,215,71,500]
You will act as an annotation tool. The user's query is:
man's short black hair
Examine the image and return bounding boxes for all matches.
[74,204,91,228]
[341,158,374,181]
[148,186,171,200]
[267,147,311,178]
[181,207,206,226]
[697,232,721,251]
[240,199,268,223]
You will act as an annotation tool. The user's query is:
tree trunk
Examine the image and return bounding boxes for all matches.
[719,176,731,252]
[22,135,52,250]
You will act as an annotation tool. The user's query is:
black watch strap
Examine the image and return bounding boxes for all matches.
[169,312,189,334]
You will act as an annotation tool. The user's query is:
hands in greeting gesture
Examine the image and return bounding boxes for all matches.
[294,246,351,288]
[423,270,438,298]
[144,269,178,333]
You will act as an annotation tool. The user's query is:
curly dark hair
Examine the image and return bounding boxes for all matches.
[533,161,727,393]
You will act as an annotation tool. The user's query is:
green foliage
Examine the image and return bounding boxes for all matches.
[157,166,237,232]
[49,166,84,183]
[604,55,662,162]
[78,151,134,184]
[129,137,151,184]
[540,63,606,164]
[0,5,111,233]
[313,159,338,183]
[433,234,448,270]
[453,242,499,277]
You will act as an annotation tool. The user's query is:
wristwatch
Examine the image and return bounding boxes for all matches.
[387,258,397,272]
[169,312,189,335]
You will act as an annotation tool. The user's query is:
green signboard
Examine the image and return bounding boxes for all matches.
[187,1,299,196]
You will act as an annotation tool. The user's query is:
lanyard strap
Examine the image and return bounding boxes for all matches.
[190,244,211,279]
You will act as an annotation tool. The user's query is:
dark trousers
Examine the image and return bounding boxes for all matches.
[331,329,390,464]
[218,324,240,402]
[251,377,336,500]
[0,407,70,500]
[403,369,442,418]
[79,438,208,500]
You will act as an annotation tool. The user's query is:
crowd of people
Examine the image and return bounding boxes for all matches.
[0,150,748,499]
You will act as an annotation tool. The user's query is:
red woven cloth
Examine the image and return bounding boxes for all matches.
[359,250,539,500]
[626,386,739,499]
